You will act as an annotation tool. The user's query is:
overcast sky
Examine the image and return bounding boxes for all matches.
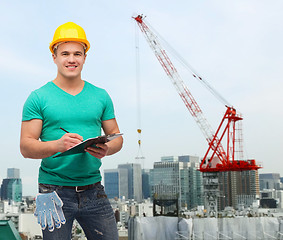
[1,0,282,196]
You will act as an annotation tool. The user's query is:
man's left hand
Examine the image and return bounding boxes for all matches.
[85,143,109,159]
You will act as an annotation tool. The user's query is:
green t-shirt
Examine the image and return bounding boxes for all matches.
[22,81,115,186]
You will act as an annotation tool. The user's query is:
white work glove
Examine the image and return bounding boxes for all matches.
[34,191,66,232]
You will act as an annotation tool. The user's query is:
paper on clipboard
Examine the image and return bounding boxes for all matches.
[53,133,123,158]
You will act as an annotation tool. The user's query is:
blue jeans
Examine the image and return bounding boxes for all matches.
[39,183,118,240]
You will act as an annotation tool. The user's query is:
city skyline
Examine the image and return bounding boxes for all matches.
[1,1,282,196]
[2,160,283,198]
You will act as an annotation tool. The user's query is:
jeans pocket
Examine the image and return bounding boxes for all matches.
[38,183,58,193]
[97,192,108,198]
[96,184,108,199]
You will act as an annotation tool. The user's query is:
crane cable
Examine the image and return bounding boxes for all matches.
[145,21,252,160]
[135,23,145,165]
[145,20,232,108]
[148,21,249,161]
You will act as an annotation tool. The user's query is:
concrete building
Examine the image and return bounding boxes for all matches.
[118,163,142,202]
[104,168,128,199]
[260,189,283,209]
[276,190,283,208]
[127,200,153,217]
[259,173,281,190]
[150,155,204,210]
[0,196,42,239]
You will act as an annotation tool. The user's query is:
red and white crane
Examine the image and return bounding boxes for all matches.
[133,15,261,173]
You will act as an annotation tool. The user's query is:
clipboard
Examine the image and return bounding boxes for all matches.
[53,133,123,158]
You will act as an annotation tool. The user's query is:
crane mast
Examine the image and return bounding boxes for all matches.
[133,15,260,172]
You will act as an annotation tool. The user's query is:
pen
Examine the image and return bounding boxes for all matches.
[60,127,84,142]
[60,127,69,133]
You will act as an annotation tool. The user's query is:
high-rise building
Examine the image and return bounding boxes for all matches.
[259,173,281,190]
[150,155,204,209]
[118,163,142,202]
[7,168,20,179]
[1,168,22,202]
[218,170,260,210]
[104,168,128,199]
[142,169,151,199]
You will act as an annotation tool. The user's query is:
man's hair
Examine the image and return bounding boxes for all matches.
[53,42,86,56]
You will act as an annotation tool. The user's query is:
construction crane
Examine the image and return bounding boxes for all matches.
[133,15,261,173]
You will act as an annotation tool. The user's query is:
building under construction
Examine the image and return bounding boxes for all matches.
[219,170,259,210]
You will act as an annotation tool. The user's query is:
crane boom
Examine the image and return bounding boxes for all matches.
[133,15,260,172]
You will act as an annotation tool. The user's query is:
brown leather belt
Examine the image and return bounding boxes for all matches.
[63,181,101,192]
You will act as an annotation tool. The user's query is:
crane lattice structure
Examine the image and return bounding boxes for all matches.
[133,14,261,216]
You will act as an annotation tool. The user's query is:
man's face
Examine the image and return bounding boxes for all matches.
[52,42,86,80]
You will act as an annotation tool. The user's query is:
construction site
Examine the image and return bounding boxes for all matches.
[127,14,283,240]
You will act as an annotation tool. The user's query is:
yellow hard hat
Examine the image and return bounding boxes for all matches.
[49,22,90,54]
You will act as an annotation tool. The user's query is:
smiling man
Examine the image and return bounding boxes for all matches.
[20,22,123,239]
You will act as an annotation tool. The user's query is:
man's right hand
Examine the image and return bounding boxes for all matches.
[20,119,84,159]
[56,133,83,152]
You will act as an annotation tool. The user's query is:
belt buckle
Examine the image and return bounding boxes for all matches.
[75,186,85,193]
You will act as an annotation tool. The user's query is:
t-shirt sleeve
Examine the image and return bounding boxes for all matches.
[102,91,115,121]
[22,91,43,121]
